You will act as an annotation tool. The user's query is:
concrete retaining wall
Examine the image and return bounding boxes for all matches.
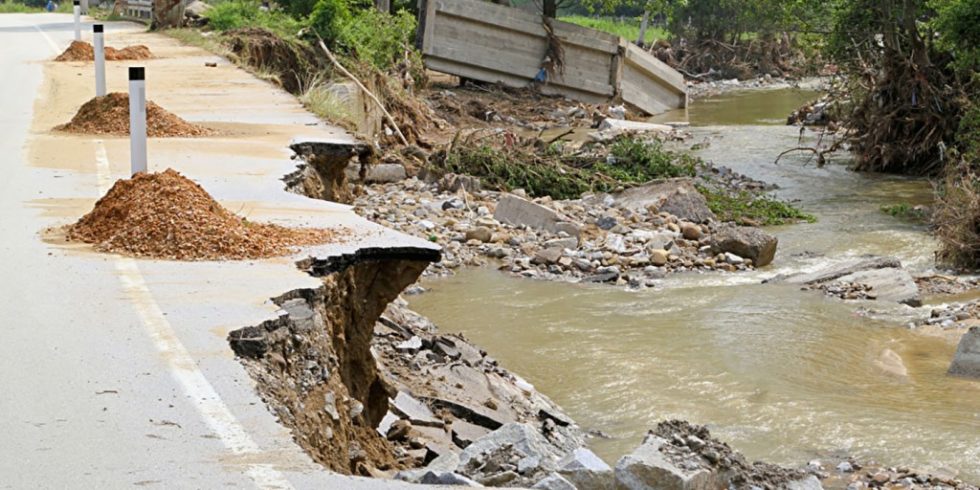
[418,0,687,115]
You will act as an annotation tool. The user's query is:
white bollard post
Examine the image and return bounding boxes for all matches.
[93,25,106,97]
[72,0,81,41]
[129,67,147,176]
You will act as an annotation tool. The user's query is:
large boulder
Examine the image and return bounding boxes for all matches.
[709,225,778,267]
[613,178,716,223]
[494,194,581,237]
[558,448,616,489]
[615,434,723,490]
[948,327,980,379]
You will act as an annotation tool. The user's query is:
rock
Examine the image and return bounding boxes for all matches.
[465,227,493,243]
[451,419,491,449]
[458,423,563,474]
[836,462,854,473]
[650,249,669,266]
[680,222,702,240]
[494,194,580,237]
[613,179,716,223]
[545,237,579,250]
[377,411,399,437]
[874,348,908,377]
[597,118,674,135]
[533,247,564,265]
[710,225,778,267]
[948,326,980,378]
[834,268,921,306]
[768,256,902,285]
[391,391,443,427]
[558,448,615,489]
[438,173,481,193]
[723,252,744,265]
[603,234,628,254]
[420,471,481,486]
[396,336,423,354]
[387,419,412,441]
[184,0,211,18]
[596,216,618,230]
[533,473,578,490]
[787,475,825,490]
[345,163,406,183]
[615,434,722,490]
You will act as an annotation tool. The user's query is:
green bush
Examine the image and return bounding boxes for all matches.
[309,0,351,46]
[604,138,697,181]
[206,0,303,37]
[336,8,417,71]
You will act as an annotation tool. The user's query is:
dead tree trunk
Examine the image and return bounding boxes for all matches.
[151,0,183,29]
[637,9,650,45]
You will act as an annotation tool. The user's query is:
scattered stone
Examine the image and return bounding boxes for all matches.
[396,336,423,354]
[558,448,615,489]
[614,178,717,223]
[465,227,493,243]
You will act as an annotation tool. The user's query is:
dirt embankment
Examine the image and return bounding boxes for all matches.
[56,93,211,137]
[55,40,153,62]
[67,169,341,260]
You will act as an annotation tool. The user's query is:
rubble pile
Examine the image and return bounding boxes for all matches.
[54,40,153,62]
[373,301,585,486]
[808,459,978,490]
[67,169,339,260]
[56,93,210,137]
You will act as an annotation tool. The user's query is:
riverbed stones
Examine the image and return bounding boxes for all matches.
[710,224,778,267]
[835,268,921,306]
[948,327,980,379]
[680,222,703,240]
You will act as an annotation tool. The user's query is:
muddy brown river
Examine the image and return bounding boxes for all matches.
[409,89,980,481]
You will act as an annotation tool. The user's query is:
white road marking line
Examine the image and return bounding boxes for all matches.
[95,146,294,488]
[32,23,62,55]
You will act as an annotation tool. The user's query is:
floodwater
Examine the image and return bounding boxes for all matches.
[408,90,980,481]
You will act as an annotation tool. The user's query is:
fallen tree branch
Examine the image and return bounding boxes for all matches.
[316,38,408,146]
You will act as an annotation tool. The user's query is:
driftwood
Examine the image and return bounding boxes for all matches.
[316,38,409,146]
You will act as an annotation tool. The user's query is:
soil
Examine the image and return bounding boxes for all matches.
[56,93,211,137]
[54,40,153,62]
[66,169,340,260]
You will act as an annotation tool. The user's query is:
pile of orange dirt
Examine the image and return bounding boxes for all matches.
[56,92,210,137]
[55,40,153,61]
[66,169,342,261]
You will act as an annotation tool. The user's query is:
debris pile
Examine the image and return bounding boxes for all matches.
[56,93,210,137]
[67,169,339,260]
[54,40,153,62]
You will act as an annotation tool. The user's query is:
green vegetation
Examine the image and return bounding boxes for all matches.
[205,0,304,38]
[332,7,417,71]
[601,138,697,181]
[0,0,41,13]
[700,187,815,226]
[880,203,928,222]
[299,83,357,129]
[559,15,665,43]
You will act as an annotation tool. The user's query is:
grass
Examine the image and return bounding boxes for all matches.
[880,202,928,221]
[700,186,816,226]
[560,15,667,44]
[205,0,303,39]
[0,0,71,13]
[300,83,357,130]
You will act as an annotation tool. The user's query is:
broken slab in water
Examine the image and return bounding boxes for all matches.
[767,256,921,306]
[948,327,980,379]
[494,194,582,237]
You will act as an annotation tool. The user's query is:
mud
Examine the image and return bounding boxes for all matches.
[54,40,153,62]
